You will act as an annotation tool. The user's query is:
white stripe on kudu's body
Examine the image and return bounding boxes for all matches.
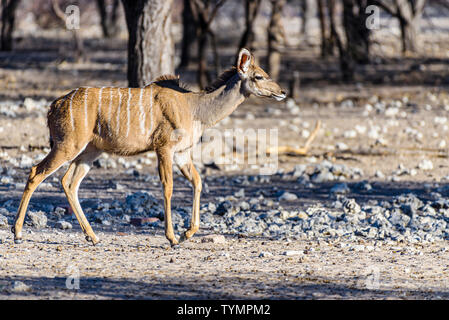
[126,88,131,137]
[84,88,89,129]
[138,88,145,135]
[108,87,113,131]
[12,47,287,247]
[148,85,153,137]
[97,87,104,135]
[116,88,122,136]
[69,88,79,130]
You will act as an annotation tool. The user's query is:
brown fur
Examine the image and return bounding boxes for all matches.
[12,48,286,247]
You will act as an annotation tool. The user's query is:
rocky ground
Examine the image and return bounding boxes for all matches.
[1,14,449,299]
[1,91,449,299]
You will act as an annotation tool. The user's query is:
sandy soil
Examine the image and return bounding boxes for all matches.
[1,229,448,299]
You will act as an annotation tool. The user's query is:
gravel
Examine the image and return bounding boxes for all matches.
[27,211,47,229]
[0,214,8,228]
[0,158,448,245]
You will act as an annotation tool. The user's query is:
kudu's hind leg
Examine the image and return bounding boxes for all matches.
[178,160,202,243]
[61,144,102,245]
[13,147,80,243]
[157,149,178,247]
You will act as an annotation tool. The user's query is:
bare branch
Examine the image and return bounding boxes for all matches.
[266,120,321,156]
[51,0,66,22]
[371,0,398,16]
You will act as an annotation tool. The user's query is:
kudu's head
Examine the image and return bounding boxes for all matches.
[237,48,286,101]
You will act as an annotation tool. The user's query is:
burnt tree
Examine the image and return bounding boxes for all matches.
[121,0,174,87]
[0,0,20,51]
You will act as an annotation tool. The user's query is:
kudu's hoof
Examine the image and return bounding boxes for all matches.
[11,226,23,244]
[85,235,100,246]
[171,244,181,250]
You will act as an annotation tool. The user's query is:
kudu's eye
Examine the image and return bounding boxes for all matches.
[254,75,264,81]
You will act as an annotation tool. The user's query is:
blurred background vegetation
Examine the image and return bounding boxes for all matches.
[0,0,448,98]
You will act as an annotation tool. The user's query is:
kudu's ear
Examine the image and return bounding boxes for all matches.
[237,48,252,79]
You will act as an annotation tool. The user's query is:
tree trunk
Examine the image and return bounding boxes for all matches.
[328,0,354,81]
[300,0,307,34]
[197,32,209,89]
[301,0,315,42]
[0,0,20,51]
[399,16,418,53]
[396,0,425,53]
[342,0,371,64]
[189,0,227,89]
[238,0,261,53]
[96,0,120,38]
[373,0,426,54]
[179,0,196,68]
[267,0,286,82]
[122,0,174,87]
[317,0,334,57]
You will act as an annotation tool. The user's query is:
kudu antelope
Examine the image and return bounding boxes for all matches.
[12,48,286,246]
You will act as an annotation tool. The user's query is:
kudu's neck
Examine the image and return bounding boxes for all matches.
[192,73,246,128]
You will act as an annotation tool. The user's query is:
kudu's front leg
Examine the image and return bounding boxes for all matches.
[178,160,202,243]
[157,149,178,246]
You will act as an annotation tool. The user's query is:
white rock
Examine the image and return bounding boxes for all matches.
[350,245,365,252]
[201,234,227,244]
[374,170,385,178]
[368,127,380,139]
[282,250,304,256]
[23,98,37,111]
[259,251,273,257]
[330,183,349,194]
[0,214,8,227]
[355,125,366,134]
[418,159,433,171]
[279,192,298,201]
[28,211,47,229]
[364,103,373,112]
[385,107,399,117]
[343,130,357,138]
[434,116,447,125]
[301,129,310,139]
[56,220,72,230]
[336,142,349,151]
[10,281,31,293]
